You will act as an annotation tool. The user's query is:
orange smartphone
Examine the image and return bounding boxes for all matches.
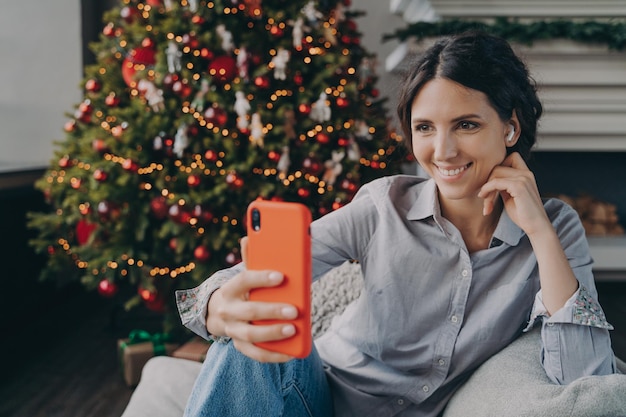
[246,199,312,358]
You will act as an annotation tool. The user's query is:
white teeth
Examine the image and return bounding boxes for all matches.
[439,165,468,176]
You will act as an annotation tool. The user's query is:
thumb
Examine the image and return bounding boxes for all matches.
[240,236,248,266]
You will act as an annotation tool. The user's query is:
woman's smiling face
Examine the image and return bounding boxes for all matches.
[410,77,516,205]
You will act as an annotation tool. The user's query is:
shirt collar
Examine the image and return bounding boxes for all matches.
[406,178,438,221]
[406,177,524,246]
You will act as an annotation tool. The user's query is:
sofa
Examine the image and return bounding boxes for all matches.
[122,261,626,417]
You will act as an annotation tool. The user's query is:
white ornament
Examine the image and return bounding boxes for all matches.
[347,136,360,161]
[173,124,189,158]
[291,17,308,49]
[271,47,290,80]
[166,41,182,73]
[310,92,331,123]
[234,91,251,130]
[137,79,164,112]
[237,47,250,80]
[302,1,322,25]
[216,24,234,53]
[249,112,265,148]
[191,78,210,111]
[322,150,345,186]
[277,145,291,176]
[355,119,373,141]
[188,0,198,12]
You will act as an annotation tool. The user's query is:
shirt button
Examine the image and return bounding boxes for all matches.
[451,315,458,323]
[438,359,446,366]
[461,269,469,277]
[397,399,404,405]
[422,385,430,393]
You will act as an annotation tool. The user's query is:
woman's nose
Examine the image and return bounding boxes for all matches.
[433,131,458,160]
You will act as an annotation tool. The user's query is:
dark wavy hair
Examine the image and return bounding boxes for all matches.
[396,31,543,162]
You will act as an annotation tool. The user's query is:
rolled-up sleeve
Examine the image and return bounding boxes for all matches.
[175,263,244,341]
[524,202,618,384]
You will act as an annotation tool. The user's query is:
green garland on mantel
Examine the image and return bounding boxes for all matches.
[382,17,626,51]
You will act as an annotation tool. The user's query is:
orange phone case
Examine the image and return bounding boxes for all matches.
[246,200,312,358]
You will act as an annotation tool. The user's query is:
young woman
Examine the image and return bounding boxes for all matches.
[175,31,617,417]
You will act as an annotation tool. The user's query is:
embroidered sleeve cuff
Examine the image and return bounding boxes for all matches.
[175,264,243,342]
[524,285,613,331]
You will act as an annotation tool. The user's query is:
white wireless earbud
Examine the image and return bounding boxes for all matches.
[506,126,515,142]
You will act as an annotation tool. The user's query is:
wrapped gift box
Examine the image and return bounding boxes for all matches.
[172,337,212,362]
[118,331,179,387]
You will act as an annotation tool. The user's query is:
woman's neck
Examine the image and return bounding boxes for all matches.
[440,197,503,253]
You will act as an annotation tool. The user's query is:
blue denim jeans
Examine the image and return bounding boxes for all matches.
[183,340,334,417]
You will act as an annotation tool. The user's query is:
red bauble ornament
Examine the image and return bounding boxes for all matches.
[85,79,101,93]
[267,150,281,162]
[150,196,168,219]
[169,237,178,251]
[316,132,330,144]
[370,161,381,169]
[340,178,358,194]
[225,249,242,266]
[187,174,201,187]
[332,199,345,211]
[122,158,138,172]
[254,75,270,89]
[146,0,162,6]
[208,56,237,84]
[298,103,311,115]
[76,219,97,245]
[102,23,116,37]
[98,279,118,298]
[194,245,211,262]
[121,47,156,88]
[225,172,244,188]
[269,25,284,37]
[191,15,205,25]
[297,187,311,198]
[294,72,304,86]
[192,204,214,223]
[199,48,214,60]
[371,88,379,98]
[162,73,179,89]
[204,106,228,126]
[92,138,107,153]
[59,155,72,168]
[120,6,139,23]
[204,149,218,162]
[93,168,108,182]
[182,33,199,48]
[139,287,166,312]
[64,120,77,132]
[70,178,82,190]
[105,93,120,107]
[302,155,323,175]
[337,136,349,146]
[171,79,192,98]
[336,97,349,108]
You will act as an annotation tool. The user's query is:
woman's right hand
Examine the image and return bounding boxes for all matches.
[205,237,299,362]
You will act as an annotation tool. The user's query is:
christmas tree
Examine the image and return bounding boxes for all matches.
[28,0,402,332]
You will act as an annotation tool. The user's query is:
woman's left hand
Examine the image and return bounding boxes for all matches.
[478,152,550,237]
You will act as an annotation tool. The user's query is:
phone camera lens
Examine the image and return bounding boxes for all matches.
[251,208,261,231]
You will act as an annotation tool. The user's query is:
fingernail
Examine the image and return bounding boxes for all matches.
[281,306,297,319]
[282,324,296,336]
[268,272,282,282]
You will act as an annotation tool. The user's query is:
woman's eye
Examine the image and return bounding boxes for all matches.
[414,124,431,133]
[459,121,478,130]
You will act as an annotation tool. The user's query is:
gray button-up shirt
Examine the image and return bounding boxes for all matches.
[177,175,616,417]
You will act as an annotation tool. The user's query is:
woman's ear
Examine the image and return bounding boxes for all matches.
[505,112,521,147]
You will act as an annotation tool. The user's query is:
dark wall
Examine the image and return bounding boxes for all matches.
[0,178,59,333]
[530,151,626,226]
